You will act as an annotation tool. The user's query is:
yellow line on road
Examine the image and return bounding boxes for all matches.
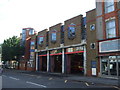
[49,78,53,80]
[85,82,89,86]
[64,80,68,83]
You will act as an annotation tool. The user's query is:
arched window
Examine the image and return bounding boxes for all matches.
[38,36,44,45]
[68,23,76,39]
[51,30,57,43]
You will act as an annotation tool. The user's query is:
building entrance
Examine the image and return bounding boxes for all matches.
[70,53,84,75]
[54,55,62,73]
[41,56,47,71]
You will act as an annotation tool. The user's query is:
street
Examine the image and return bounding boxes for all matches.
[1,69,119,89]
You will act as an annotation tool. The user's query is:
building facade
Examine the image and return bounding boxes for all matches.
[19,28,36,71]
[35,15,87,75]
[86,9,98,76]
[96,0,120,78]
[19,0,120,78]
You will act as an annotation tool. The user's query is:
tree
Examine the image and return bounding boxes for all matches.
[2,36,24,63]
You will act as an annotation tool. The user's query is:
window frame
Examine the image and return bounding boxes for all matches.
[68,23,76,40]
[104,0,115,13]
[90,43,96,49]
[51,30,57,43]
[106,19,116,39]
[90,24,95,31]
[38,36,44,45]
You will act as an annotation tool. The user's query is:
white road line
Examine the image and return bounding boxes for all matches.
[23,74,37,77]
[85,82,89,86]
[9,77,20,80]
[26,81,47,88]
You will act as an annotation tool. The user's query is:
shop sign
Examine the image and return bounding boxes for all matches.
[66,46,84,52]
[67,48,73,52]
[91,61,97,76]
[74,46,84,51]
[50,49,62,54]
[99,39,120,53]
[30,49,35,52]
[31,46,35,49]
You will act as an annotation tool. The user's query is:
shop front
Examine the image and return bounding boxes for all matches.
[100,56,120,78]
[99,38,120,78]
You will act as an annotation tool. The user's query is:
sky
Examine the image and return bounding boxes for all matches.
[0,0,95,44]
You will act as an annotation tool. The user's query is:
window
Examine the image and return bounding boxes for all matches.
[68,23,76,39]
[29,29,34,35]
[31,41,35,46]
[51,30,57,43]
[38,36,44,45]
[105,0,114,13]
[106,20,116,38]
[90,24,95,31]
[90,43,95,49]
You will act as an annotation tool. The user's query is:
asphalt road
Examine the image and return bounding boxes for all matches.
[1,69,119,89]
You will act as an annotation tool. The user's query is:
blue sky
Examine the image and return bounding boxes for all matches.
[0,0,95,44]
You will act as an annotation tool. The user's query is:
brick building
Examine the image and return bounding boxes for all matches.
[35,15,87,75]
[19,28,36,71]
[96,0,120,78]
[19,0,120,78]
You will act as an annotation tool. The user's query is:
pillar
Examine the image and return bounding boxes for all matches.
[47,50,50,72]
[62,48,65,73]
[35,52,38,71]
[83,45,87,75]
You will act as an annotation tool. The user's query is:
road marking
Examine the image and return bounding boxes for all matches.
[26,81,47,88]
[49,78,53,80]
[85,82,89,86]
[9,77,19,80]
[64,80,68,83]
[113,86,120,89]
[23,74,37,77]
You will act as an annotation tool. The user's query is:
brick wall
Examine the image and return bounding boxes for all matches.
[37,29,48,50]
[64,15,83,46]
[48,23,62,49]
[86,9,99,76]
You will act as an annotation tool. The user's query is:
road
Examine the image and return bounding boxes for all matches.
[1,69,119,89]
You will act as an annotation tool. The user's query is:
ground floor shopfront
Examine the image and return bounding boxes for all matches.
[98,38,120,78]
[100,55,120,78]
[36,45,86,75]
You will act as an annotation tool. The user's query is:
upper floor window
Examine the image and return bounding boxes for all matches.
[105,0,114,13]
[68,23,76,40]
[38,36,44,45]
[29,29,34,35]
[106,20,116,38]
[90,24,95,31]
[51,30,57,43]
[31,41,35,46]
[90,43,96,49]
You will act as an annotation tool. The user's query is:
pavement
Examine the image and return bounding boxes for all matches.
[11,69,120,87]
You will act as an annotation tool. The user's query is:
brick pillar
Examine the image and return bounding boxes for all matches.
[50,56,54,72]
[40,56,42,71]
[66,55,71,74]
